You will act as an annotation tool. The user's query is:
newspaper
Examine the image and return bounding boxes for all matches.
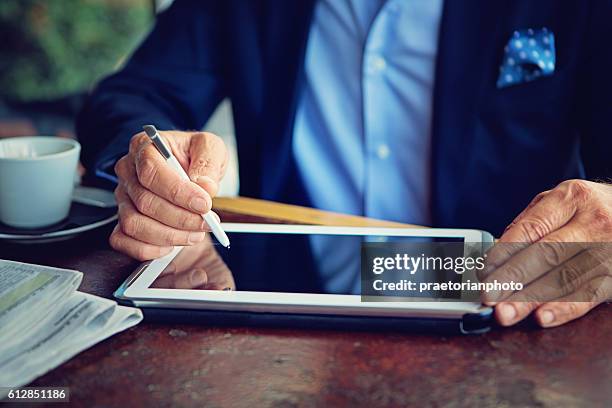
[0,260,142,394]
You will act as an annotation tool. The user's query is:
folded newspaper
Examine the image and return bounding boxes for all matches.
[0,259,142,393]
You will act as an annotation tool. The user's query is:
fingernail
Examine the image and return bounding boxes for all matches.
[188,232,206,244]
[540,310,555,326]
[499,304,516,323]
[189,196,210,213]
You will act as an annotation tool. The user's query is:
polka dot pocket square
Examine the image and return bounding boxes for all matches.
[497,28,556,88]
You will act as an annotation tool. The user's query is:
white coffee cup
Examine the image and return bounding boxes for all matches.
[0,136,81,228]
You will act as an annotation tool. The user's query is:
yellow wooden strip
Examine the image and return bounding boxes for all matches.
[213,196,424,228]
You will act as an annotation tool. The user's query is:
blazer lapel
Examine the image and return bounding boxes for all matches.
[260,0,316,201]
[431,0,510,223]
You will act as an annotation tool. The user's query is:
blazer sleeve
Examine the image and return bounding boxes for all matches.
[76,0,227,184]
[579,0,612,180]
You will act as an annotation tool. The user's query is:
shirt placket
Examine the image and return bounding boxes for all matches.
[362,4,396,219]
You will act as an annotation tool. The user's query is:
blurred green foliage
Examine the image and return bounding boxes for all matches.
[0,0,152,102]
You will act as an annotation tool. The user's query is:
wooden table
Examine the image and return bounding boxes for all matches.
[1,198,610,408]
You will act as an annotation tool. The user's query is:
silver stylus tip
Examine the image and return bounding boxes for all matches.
[143,125,157,138]
[143,125,172,159]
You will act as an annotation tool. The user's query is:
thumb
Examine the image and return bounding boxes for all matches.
[187,132,228,197]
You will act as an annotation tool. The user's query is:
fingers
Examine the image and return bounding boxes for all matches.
[112,131,226,261]
[127,181,208,231]
[492,248,605,325]
[482,180,612,328]
[486,187,579,271]
[494,301,542,327]
[134,142,213,214]
[501,189,550,236]
[533,274,611,327]
[499,187,578,244]
[116,186,208,247]
[187,132,228,197]
[535,302,598,328]
[109,225,173,261]
[481,230,586,305]
[535,268,612,327]
[116,157,208,231]
[511,248,602,299]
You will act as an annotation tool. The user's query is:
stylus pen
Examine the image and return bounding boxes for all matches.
[143,125,231,248]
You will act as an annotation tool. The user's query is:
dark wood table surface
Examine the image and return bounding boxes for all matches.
[1,209,610,408]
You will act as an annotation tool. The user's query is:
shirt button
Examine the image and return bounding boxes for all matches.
[372,56,386,71]
[367,55,387,74]
[376,144,390,159]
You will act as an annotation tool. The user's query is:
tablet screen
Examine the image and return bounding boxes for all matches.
[148,232,471,299]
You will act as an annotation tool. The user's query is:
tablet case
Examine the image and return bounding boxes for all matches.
[116,298,493,335]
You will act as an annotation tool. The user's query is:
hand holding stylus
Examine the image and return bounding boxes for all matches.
[143,125,230,249]
[110,128,229,261]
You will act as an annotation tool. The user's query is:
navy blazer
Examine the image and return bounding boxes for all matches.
[77,0,612,237]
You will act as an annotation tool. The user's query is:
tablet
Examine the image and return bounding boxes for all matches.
[115,224,495,334]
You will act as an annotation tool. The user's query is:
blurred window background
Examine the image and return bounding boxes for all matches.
[0,0,153,141]
[0,0,238,195]
[0,0,152,103]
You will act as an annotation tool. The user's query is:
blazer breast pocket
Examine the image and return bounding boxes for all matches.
[496,27,556,89]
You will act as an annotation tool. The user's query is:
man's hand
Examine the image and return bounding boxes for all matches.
[481,179,612,328]
[110,130,228,260]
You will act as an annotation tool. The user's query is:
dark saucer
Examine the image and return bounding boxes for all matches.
[0,202,117,243]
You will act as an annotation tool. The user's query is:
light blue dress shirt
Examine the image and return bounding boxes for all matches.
[292,0,444,292]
